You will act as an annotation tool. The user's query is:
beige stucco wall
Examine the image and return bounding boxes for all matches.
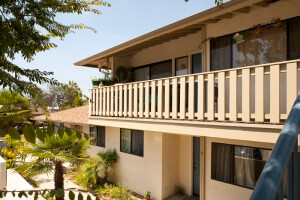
[204,137,275,200]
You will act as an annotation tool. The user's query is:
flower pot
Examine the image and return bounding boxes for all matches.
[145,198,150,200]
[92,80,101,86]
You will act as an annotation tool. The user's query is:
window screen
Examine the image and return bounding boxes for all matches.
[120,129,144,157]
[288,18,300,60]
[150,60,172,79]
[210,36,232,71]
[132,66,150,82]
[175,56,188,76]
[192,53,202,74]
[90,126,105,147]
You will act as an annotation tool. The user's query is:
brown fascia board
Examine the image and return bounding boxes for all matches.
[74,0,257,67]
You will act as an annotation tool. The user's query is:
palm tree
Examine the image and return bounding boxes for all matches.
[76,149,119,189]
[16,130,91,200]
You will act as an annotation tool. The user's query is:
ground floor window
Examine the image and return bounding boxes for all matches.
[211,143,271,189]
[120,129,144,157]
[90,126,105,147]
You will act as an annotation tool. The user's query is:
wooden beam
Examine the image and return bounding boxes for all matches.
[214,13,233,19]
[252,1,269,7]
[202,19,219,24]
[231,6,250,13]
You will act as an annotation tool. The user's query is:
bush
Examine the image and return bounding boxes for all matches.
[95,183,132,200]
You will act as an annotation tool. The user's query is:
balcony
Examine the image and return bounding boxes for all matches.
[89,59,300,124]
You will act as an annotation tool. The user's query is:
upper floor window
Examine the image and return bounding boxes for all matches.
[175,56,188,76]
[90,126,105,147]
[210,17,300,71]
[120,129,144,157]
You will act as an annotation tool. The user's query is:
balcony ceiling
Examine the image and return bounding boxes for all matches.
[75,0,275,68]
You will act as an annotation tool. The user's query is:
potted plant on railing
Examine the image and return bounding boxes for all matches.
[145,191,151,200]
[91,78,101,86]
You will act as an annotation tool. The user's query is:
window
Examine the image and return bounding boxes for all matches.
[132,66,150,82]
[150,60,172,79]
[192,53,202,74]
[211,143,272,189]
[210,17,300,71]
[120,129,144,157]
[175,56,188,76]
[90,126,105,147]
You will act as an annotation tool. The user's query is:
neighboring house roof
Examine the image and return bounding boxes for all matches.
[74,0,266,67]
[33,105,89,125]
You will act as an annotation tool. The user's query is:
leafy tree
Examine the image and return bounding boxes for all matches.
[0,90,34,131]
[0,0,110,98]
[41,81,87,111]
[15,128,91,200]
[76,149,119,189]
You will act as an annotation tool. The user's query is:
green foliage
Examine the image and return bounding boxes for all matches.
[0,0,110,98]
[75,149,119,189]
[95,183,132,200]
[0,90,34,131]
[0,135,27,168]
[41,81,88,110]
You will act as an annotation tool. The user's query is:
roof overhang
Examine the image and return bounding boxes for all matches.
[74,0,275,68]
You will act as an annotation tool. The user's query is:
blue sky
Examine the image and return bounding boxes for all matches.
[14,0,217,96]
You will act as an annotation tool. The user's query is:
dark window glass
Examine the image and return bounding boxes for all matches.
[192,53,202,74]
[210,36,232,71]
[90,126,105,147]
[150,60,172,79]
[175,56,188,76]
[233,24,287,68]
[233,146,271,188]
[288,18,300,60]
[132,66,150,82]
[211,143,272,189]
[120,129,144,157]
[211,143,232,183]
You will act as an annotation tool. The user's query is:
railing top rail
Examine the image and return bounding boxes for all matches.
[250,90,300,200]
[89,59,300,90]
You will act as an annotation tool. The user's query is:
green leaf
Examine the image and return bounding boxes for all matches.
[12,192,15,197]
[76,131,82,139]
[78,193,83,200]
[65,127,72,136]
[36,127,46,142]
[28,191,33,195]
[58,128,64,138]
[56,189,64,198]
[84,133,89,140]
[23,126,36,144]
[8,127,21,140]
[47,126,53,137]
[87,195,92,200]
[69,191,75,200]
[96,197,100,200]
[0,129,6,137]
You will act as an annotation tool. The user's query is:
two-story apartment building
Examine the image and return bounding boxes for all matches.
[75,0,300,199]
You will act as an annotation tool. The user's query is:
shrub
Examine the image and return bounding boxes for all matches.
[96,183,132,200]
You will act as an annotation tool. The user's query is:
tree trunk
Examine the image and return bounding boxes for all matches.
[54,161,64,200]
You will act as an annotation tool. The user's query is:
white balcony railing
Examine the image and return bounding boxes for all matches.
[89,59,300,124]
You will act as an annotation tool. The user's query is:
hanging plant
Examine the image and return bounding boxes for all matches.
[233,33,245,44]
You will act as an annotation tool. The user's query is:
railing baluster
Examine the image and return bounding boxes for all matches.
[134,83,138,117]
[172,78,178,119]
[180,77,186,119]
[270,65,280,123]
[255,67,264,122]
[139,83,144,118]
[124,85,128,117]
[157,80,163,118]
[229,71,237,121]
[164,79,170,119]
[145,82,150,118]
[92,89,96,116]
[96,88,99,116]
[197,75,204,120]
[287,62,297,115]
[129,84,133,117]
[106,87,110,116]
[218,72,225,121]
[103,87,106,116]
[151,81,156,118]
[115,85,118,116]
[111,87,114,116]
[99,88,103,116]
[119,85,123,117]
[207,74,214,120]
[242,68,250,122]
[188,76,195,120]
